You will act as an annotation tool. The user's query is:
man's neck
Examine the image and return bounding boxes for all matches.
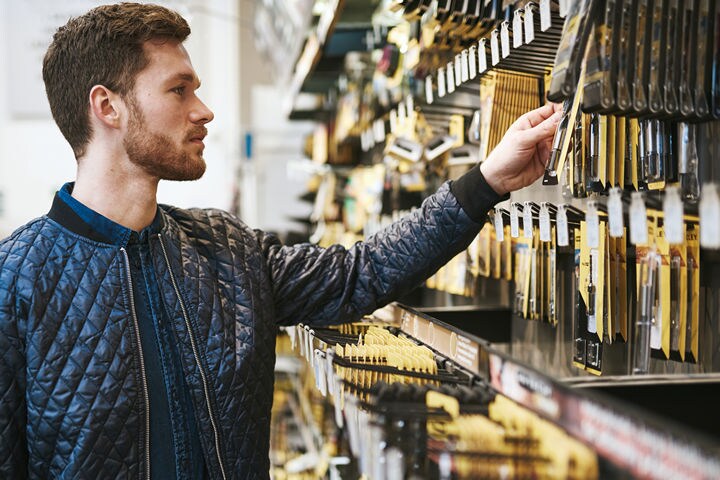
[72,162,159,232]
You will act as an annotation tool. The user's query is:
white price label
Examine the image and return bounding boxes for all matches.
[398,101,406,125]
[539,204,551,242]
[663,186,684,245]
[557,205,569,246]
[425,75,434,104]
[373,119,385,143]
[510,204,520,238]
[630,192,648,245]
[490,30,500,65]
[525,5,536,43]
[559,0,570,17]
[389,109,398,133]
[608,187,624,238]
[501,22,511,58]
[699,183,720,249]
[454,54,462,86]
[586,201,600,248]
[523,202,534,239]
[468,46,477,78]
[406,95,414,115]
[513,10,524,48]
[478,39,488,73]
[446,62,456,93]
[540,0,552,31]
[494,210,505,242]
[437,67,446,98]
[460,50,469,82]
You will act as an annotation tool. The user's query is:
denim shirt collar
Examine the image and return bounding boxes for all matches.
[51,182,163,246]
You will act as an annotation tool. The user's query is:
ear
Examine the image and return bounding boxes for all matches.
[88,85,124,129]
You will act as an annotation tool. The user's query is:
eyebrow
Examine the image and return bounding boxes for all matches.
[169,73,201,88]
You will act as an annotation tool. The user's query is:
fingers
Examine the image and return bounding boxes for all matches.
[522,102,560,128]
[519,109,563,146]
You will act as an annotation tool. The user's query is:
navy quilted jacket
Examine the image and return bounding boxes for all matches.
[0,175,501,478]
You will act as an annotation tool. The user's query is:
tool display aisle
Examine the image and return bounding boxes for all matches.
[257,0,720,477]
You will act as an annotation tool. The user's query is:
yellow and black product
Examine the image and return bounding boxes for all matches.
[655,225,671,359]
[573,224,587,370]
[631,0,652,115]
[614,0,634,113]
[632,216,659,374]
[548,0,601,101]
[615,115,626,188]
[685,224,700,362]
[668,225,688,360]
[609,229,629,342]
[582,0,617,112]
[713,0,720,118]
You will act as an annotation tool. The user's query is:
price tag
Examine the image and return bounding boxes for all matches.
[524,4,535,43]
[494,210,505,242]
[406,95,414,115]
[437,67,446,97]
[446,62,456,93]
[559,0,570,17]
[630,192,648,245]
[478,39,488,73]
[460,50,469,82]
[699,183,720,249]
[540,0,552,31]
[539,204,551,242]
[523,202,534,239]
[510,203,520,238]
[501,21,511,58]
[468,45,477,78]
[314,350,327,396]
[586,201,600,248]
[663,186,684,245]
[398,101,406,126]
[389,109,398,134]
[490,30,500,65]
[513,10,523,48]
[608,187,624,238]
[425,75,434,104]
[454,54,462,86]
[556,205,569,246]
[373,119,386,143]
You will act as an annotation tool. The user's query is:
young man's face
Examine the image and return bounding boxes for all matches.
[122,39,214,181]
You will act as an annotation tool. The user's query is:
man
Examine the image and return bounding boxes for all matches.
[0,3,561,479]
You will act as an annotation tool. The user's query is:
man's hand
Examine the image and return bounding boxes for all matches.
[480,103,563,196]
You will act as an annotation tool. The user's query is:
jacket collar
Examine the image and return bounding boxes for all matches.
[48,182,164,246]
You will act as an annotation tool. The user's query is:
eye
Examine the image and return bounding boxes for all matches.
[171,86,185,95]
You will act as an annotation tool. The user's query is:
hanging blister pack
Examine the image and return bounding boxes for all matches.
[678,0,697,118]
[614,0,634,113]
[712,0,720,118]
[548,0,600,101]
[582,0,617,112]
[693,0,712,119]
[647,0,666,115]
[631,0,651,115]
[661,0,680,117]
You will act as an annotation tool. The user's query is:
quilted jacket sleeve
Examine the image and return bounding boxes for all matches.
[260,170,505,327]
[0,291,28,477]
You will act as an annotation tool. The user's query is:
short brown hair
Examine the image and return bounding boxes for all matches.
[42,2,190,158]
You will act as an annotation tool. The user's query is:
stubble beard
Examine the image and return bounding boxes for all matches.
[123,98,206,181]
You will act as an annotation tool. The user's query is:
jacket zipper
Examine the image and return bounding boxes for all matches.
[157,234,228,480]
[121,248,151,480]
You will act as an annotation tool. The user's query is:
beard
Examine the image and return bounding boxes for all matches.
[123,98,206,181]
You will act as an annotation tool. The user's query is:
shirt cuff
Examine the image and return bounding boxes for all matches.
[449,164,510,223]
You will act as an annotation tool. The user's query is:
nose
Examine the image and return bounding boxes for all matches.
[191,95,214,125]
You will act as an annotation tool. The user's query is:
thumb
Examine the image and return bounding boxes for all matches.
[519,110,563,146]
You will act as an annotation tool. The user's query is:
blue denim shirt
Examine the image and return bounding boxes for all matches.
[57,183,207,479]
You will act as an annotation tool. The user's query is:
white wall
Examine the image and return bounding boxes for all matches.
[0,0,241,236]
